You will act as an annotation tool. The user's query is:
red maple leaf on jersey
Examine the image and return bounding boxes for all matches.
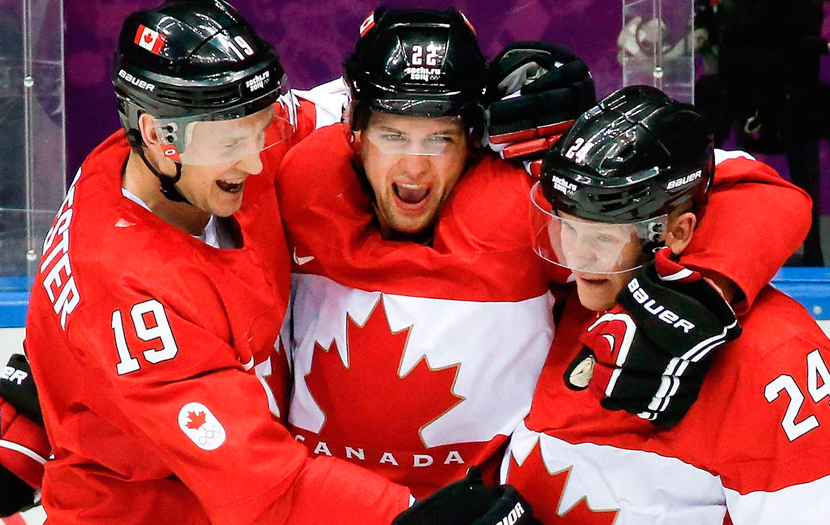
[511,443,619,524]
[186,411,207,430]
[303,296,463,449]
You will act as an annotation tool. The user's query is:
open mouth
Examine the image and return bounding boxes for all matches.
[393,182,431,208]
[216,179,245,194]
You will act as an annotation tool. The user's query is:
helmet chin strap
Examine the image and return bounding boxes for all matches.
[128,130,192,205]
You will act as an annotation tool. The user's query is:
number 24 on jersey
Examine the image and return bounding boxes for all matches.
[765,349,830,441]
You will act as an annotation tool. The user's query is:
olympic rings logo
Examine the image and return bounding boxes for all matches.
[198,425,224,446]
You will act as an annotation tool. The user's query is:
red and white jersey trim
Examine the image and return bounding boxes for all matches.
[504,422,727,524]
[505,420,830,524]
[714,148,755,164]
[287,273,555,447]
[254,358,281,419]
[292,78,349,129]
[724,476,830,525]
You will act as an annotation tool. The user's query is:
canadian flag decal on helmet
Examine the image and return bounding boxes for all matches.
[359,12,375,37]
[459,11,476,35]
[134,24,166,55]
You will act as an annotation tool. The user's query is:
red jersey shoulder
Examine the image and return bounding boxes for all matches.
[293,98,320,142]
[278,124,351,187]
[736,287,830,357]
[713,153,809,201]
[36,132,286,336]
[436,154,534,250]
[713,154,779,186]
[276,123,367,225]
[33,132,132,332]
[682,286,830,492]
[720,287,830,440]
[683,154,810,311]
[692,287,830,422]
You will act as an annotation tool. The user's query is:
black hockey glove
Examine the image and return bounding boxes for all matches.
[392,466,538,525]
[0,465,37,517]
[0,353,43,424]
[565,248,742,428]
[486,41,596,177]
[0,354,49,516]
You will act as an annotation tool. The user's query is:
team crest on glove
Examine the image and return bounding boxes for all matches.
[565,347,596,390]
[178,402,226,451]
[567,313,638,395]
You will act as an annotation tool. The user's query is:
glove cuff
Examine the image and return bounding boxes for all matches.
[0,400,49,489]
[654,248,740,328]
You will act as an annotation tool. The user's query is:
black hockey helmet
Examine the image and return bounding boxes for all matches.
[540,85,714,223]
[343,7,487,134]
[530,85,715,274]
[113,0,295,167]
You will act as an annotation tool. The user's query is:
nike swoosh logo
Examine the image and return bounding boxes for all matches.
[292,248,315,266]
[602,334,616,351]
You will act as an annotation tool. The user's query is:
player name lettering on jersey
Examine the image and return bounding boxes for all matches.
[40,180,80,330]
[627,277,694,333]
[295,435,465,468]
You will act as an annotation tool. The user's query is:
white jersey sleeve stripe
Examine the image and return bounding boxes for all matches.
[0,439,48,465]
[714,149,756,165]
[660,268,694,282]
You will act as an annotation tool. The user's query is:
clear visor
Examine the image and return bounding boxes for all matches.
[363,114,465,157]
[153,80,297,166]
[529,181,667,274]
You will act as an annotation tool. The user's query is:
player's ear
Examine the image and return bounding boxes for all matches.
[665,211,696,255]
[138,113,162,150]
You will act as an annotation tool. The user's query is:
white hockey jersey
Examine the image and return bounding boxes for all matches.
[276,124,558,497]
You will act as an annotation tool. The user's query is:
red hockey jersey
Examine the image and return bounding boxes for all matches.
[276,127,810,498]
[24,117,410,523]
[504,285,830,525]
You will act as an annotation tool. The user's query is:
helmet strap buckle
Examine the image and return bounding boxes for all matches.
[127,130,192,206]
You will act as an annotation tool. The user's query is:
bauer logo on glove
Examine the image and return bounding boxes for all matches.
[566,248,742,427]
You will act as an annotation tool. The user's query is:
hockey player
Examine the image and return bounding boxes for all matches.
[21,1,411,522]
[276,7,812,499]
[17,2,541,523]
[505,85,830,524]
